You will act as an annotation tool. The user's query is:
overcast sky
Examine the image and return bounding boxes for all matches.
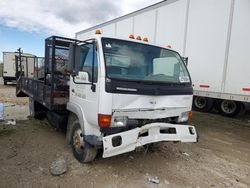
[0,0,162,60]
[0,0,162,37]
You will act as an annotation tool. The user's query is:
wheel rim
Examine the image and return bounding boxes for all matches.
[194,97,207,109]
[73,128,84,154]
[221,100,237,114]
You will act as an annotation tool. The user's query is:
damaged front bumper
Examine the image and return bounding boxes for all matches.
[102,123,197,158]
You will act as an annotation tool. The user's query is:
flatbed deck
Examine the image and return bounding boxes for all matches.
[16,36,80,111]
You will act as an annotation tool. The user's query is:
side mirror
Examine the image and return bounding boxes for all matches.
[68,43,81,76]
[74,71,89,83]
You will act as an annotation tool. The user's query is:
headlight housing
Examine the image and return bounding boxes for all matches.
[111,116,128,127]
[177,111,189,123]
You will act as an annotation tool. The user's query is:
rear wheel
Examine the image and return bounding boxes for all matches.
[193,96,214,112]
[70,119,97,163]
[218,100,243,117]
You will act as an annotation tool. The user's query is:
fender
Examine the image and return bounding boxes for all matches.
[66,102,102,147]
[67,101,85,129]
[66,102,87,144]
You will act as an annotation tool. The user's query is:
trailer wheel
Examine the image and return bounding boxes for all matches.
[218,100,243,117]
[193,96,214,112]
[70,120,97,163]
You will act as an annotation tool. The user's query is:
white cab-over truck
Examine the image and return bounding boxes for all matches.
[16,34,197,163]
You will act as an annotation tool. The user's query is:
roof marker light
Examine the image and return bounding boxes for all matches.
[136,36,142,40]
[166,45,172,48]
[129,34,135,39]
[143,37,148,42]
[95,29,102,34]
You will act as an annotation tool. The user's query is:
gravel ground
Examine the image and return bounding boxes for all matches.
[0,82,250,188]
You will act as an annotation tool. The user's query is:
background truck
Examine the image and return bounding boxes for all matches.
[75,0,250,117]
[3,51,35,85]
[16,34,197,163]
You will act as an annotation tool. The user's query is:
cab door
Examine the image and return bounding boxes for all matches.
[70,41,100,134]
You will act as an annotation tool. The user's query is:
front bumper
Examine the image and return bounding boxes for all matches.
[102,123,197,158]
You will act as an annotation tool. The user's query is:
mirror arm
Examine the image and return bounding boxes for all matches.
[90,41,96,92]
[91,84,96,92]
[182,57,188,67]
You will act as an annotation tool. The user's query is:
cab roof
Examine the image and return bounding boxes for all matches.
[79,34,173,51]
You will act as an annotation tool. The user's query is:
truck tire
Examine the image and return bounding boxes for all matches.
[218,100,243,117]
[193,96,214,112]
[4,81,7,85]
[70,119,97,163]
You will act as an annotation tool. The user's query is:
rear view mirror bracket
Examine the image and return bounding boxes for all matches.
[182,57,189,67]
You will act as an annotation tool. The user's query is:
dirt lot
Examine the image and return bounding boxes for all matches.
[0,83,250,188]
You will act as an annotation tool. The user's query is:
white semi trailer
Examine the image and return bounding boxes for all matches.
[76,0,250,117]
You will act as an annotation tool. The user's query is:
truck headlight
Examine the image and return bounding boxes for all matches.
[177,111,189,123]
[111,116,128,127]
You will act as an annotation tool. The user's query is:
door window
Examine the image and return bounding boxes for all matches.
[80,43,98,82]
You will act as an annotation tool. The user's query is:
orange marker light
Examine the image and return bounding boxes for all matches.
[166,45,172,48]
[95,29,102,34]
[143,37,148,42]
[189,111,193,120]
[136,36,142,40]
[129,34,135,39]
[98,114,111,128]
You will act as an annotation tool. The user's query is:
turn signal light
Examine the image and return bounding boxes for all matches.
[136,36,142,40]
[129,34,135,39]
[143,37,148,42]
[189,111,193,120]
[98,114,111,128]
[95,29,102,34]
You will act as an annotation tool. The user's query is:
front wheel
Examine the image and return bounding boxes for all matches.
[218,100,243,117]
[70,120,97,163]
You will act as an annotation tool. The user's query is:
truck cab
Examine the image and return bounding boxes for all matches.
[67,32,197,162]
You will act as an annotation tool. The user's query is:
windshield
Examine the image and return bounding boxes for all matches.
[102,38,191,84]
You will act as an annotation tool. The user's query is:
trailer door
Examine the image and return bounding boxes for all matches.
[3,52,16,78]
[185,0,231,94]
[224,0,250,96]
